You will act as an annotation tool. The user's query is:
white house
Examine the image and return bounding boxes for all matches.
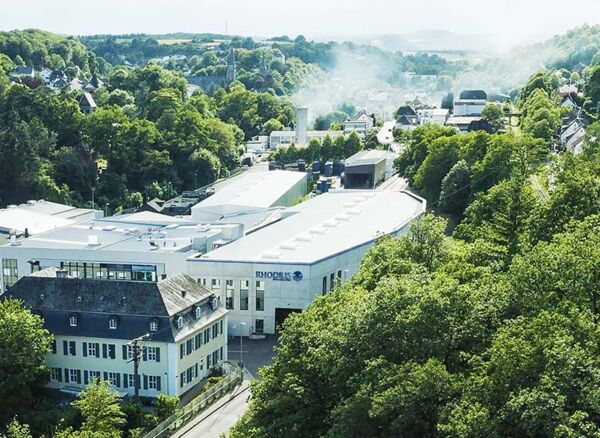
[453,90,487,116]
[343,110,375,139]
[5,269,228,398]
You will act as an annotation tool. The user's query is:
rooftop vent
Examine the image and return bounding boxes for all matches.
[181,290,187,298]
[262,251,282,259]
[279,242,299,250]
[323,220,339,228]
[9,235,20,246]
[102,226,116,231]
[346,209,361,216]
[309,226,326,235]
[56,269,68,278]
[88,235,101,246]
[295,234,314,242]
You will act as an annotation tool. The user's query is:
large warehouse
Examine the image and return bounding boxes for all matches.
[188,189,426,336]
[344,150,398,189]
[191,169,308,222]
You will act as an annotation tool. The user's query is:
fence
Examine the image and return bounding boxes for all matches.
[143,364,242,438]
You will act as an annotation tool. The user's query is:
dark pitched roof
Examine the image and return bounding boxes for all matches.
[396,105,417,117]
[397,115,415,125]
[459,90,487,100]
[7,269,211,317]
[4,269,221,342]
[79,91,96,109]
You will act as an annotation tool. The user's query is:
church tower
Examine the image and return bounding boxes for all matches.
[226,48,236,83]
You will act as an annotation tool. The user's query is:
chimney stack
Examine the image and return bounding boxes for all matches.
[295,106,308,146]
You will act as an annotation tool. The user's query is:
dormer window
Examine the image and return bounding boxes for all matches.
[69,315,78,327]
[109,317,118,329]
[195,306,202,320]
[176,316,183,330]
[150,320,158,332]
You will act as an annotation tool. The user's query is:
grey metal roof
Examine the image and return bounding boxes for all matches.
[7,269,212,317]
[459,90,487,100]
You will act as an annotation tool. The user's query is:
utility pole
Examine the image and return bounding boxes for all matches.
[127,333,150,400]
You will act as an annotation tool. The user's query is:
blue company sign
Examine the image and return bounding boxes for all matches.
[256,270,303,282]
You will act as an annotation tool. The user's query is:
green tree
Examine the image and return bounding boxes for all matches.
[480,104,505,133]
[0,300,52,424]
[440,160,471,214]
[72,379,125,436]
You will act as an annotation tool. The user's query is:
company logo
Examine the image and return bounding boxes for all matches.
[255,270,305,282]
[292,271,303,281]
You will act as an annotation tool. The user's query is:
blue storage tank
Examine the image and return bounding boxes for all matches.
[324,161,333,177]
[312,171,320,181]
[318,180,329,193]
[312,160,321,173]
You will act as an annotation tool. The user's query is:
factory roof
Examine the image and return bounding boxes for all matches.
[2,212,226,254]
[191,169,307,218]
[345,149,397,167]
[191,189,425,265]
[0,207,74,235]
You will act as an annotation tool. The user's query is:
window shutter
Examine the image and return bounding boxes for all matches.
[180,344,184,359]
[76,370,81,384]
[103,371,108,381]
[52,340,57,354]
[71,341,76,356]
[156,347,160,363]
[180,373,184,388]
[83,342,88,357]
[63,340,68,355]
[58,368,63,382]
[95,343,100,358]
[116,373,121,388]
[142,347,147,361]
[195,363,198,378]
[123,374,128,388]
[102,344,107,358]
[84,370,89,385]
[64,368,69,382]
[143,375,148,390]
[122,345,127,360]
[157,376,161,392]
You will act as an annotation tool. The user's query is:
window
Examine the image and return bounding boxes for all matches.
[68,341,76,356]
[337,270,342,279]
[3,258,20,289]
[194,333,202,349]
[147,346,157,361]
[256,281,265,311]
[210,278,221,294]
[50,367,61,381]
[176,316,183,330]
[69,315,78,327]
[109,318,118,329]
[60,262,156,282]
[255,319,265,335]
[88,370,100,381]
[195,306,202,320]
[150,320,158,332]
[220,320,223,335]
[127,374,136,388]
[225,280,234,310]
[240,280,249,310]
[212,324,218,338]
[87,343,97,357]
[51,340,57,354]
[180,343,185,359]
[203,328,210,343]
[197,278,207,286]
[330,273,335,291]
[148,375,158,390]
[127,345,134,360]
[69,369,79,383]
[108,344,116,359]
[207,354,212,368]
[322,276,327,295]
[108,372,118,386]
[186,339,193,355]
[186,367,193,383]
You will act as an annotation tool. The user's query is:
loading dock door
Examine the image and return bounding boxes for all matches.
[275,308,302,331]
[345,172,373,189]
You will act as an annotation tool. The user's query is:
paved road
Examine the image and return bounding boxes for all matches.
[377,121,396,145]
[178,383,251,438]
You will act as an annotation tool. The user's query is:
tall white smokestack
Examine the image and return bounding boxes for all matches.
[295,106,308,146]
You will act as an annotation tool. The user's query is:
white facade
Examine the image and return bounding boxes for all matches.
[344,112,374,139]
[188,190,426,336]
[453,100,486,116]
[269,130,344,149]
[418,108,450,125]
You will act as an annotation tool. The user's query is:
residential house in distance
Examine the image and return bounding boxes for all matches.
[79,92,97,114]
[9,66,35,80]
[453,90,487,116]
[394,105,419,131]
[417,108,450,126]
[343,109,375,139]
[4,269,228,398]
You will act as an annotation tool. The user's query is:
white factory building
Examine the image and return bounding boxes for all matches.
[269,106,343,149]
[191,169,307,223]
[0,211,243,292]
[188,190,426,336]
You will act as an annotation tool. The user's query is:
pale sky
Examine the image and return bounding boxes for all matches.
[1,0,600,46]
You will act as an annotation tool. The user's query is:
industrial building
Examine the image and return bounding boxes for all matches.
[4,268,228,398]
[190,169,308,223]
[188,189,426,336]
[0,211,243,292]
[0,200,102,242]
[269,106,343,149]
[344,150,398,189]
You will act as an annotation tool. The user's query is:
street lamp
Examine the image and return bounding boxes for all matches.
[194,171,198,190]
[240,322,246,370]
